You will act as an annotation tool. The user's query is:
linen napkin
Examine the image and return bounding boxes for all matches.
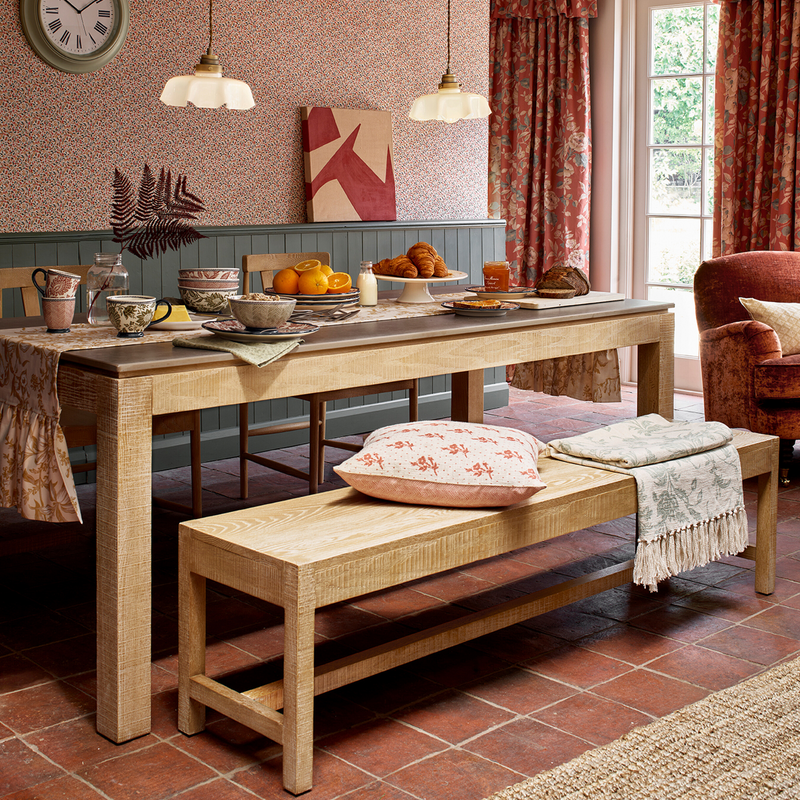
[548,415,748,591]
[172,335,302,367]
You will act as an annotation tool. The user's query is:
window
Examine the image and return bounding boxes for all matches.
[634,1,719,391]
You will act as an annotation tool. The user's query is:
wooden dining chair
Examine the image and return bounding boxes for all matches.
[0,265,204,517]
[238,252,419,495]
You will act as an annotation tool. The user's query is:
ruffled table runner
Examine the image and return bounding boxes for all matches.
[0,324,202,523]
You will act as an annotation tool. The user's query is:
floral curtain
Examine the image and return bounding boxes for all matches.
[489,0,620,403]
[714,0,800,255]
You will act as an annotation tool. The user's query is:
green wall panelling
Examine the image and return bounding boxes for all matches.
[2,219,508,475]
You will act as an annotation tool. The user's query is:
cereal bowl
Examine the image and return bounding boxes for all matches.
[228,293,296,330]
[178,278,241,290]
[179,286,237,313]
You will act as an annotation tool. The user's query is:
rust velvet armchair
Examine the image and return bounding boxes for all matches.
[694,251,800,484]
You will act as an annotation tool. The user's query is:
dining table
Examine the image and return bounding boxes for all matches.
[2,291,674,743]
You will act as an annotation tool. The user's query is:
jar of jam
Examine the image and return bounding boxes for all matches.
[483,260,510,292]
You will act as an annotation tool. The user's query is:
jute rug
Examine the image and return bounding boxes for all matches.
[485,657,800,799]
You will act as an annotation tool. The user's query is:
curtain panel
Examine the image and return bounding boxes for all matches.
[489,0,620,403]
[714,0,800,254]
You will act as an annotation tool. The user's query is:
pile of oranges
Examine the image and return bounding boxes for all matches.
[272,260,353,296]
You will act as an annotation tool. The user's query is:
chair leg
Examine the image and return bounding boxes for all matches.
[779,438,795,486]
[239,402,250,499]
[409,379,419,423]
[318,401,327,485]
[308,399,322,494]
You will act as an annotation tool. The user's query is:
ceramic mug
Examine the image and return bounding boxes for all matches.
[42,296,76,333]
[107,295,172,338]
[32,268,81,299]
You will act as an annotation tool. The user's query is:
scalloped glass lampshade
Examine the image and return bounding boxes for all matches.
[160,72,255,110]
[409,85,491,123]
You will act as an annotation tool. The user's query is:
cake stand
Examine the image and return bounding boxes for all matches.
[374,271,469,303]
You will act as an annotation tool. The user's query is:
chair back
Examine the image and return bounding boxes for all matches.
[241,253,330,293]
[694,251,800,332]
[0,265,92,318]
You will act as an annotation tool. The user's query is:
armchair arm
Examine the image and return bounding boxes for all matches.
[699,320,782,430]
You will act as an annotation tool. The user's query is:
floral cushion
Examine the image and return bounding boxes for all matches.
[333,420,547,507]
[740,297,800,355]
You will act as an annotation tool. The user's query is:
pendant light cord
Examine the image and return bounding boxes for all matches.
[207,0,214,54]
[446,0,451,73]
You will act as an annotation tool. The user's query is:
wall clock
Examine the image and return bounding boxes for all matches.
[20,0,130,74]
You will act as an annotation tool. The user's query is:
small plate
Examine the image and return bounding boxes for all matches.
[202,318,320,343]
[295,298,359,312]
[464,286,534,300]
[150,313,206,331]
[441,301,520,317]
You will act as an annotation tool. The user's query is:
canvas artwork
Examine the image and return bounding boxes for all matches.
[301,106,396,222]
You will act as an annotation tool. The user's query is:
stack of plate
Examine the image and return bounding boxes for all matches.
[266,288,360,311]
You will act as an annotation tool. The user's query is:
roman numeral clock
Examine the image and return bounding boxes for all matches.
[20,0,129,73]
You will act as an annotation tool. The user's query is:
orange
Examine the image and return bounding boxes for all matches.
[297,268,329,295]
[326,272,352,293]
[272,268,299,294]
[319,264,334,277]
[293,259,322,274]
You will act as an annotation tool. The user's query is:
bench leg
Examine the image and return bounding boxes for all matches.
[282,569,316,795]
[178,567,207,735]
[755,446,778,595]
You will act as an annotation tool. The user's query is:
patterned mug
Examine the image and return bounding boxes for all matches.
[106,295,172,338]
[32,268,81,299]
[41,296,76,333]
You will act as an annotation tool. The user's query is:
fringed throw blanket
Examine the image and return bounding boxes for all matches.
[548,415,749,591]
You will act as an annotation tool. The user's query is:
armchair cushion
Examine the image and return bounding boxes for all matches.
[754,355,800,400]
[740,297,800,355]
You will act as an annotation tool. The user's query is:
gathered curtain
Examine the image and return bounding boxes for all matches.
[489,0,620,402]
[714,0,800,254]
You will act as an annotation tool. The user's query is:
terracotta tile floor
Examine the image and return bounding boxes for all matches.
[2,387,800,799]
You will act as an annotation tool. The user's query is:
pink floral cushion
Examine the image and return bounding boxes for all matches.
[333,421,547,507]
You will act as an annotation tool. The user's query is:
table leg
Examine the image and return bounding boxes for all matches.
[636,312,675,419]
[451,370,485,423]
[95,376,153,743]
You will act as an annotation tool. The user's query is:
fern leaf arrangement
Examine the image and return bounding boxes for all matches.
[111,164,206,260]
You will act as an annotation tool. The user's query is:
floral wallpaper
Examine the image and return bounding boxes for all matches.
[0,0,490,233]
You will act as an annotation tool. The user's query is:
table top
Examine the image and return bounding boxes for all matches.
[1,292,673,377]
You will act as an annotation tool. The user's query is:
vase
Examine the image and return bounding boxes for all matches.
[87,253,129,326]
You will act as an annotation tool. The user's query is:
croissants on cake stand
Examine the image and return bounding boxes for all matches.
[372,241,465,303]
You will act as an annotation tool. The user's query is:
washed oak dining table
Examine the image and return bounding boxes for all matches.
[15,294,674,743]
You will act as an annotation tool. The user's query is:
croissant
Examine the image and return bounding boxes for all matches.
[374,256,417,278]
[433,255,449,278]
[407,242,437,279]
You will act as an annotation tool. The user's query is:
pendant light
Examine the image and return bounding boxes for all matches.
[160,0,255,110]
[409,0,491,123]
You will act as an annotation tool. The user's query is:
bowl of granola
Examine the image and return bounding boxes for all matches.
[228,293,296,330]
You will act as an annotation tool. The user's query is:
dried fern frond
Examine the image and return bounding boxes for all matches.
[111,163,206,261]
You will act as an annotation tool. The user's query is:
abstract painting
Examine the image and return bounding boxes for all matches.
[301,106,396,222]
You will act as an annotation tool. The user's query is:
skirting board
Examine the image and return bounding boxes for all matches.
[517,291,625,310]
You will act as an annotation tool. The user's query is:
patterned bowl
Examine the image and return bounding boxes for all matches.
[228,294,296,329]
[178,268,240,281]
[178,286,238,313]
[178,278,241,290]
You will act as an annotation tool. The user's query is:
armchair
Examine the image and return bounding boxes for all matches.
[694,251,800,484]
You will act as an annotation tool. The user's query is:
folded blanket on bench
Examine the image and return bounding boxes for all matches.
[548,415,748,591]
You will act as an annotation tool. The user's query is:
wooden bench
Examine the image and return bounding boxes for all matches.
[177,430,778,795]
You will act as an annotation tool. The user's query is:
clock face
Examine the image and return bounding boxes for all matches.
[20,0,129,73]
[39,0,116,56]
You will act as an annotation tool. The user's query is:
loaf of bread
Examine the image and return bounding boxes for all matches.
[535,265,590,296]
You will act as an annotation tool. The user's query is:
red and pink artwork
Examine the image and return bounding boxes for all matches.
[301,106,396,222]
